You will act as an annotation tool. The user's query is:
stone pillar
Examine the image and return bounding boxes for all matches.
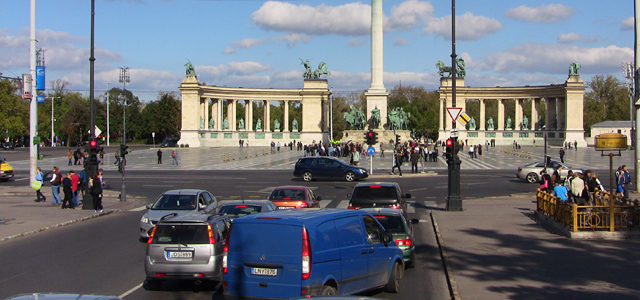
[498,99,504,131]
[226,100,233,131]
[531,98,538,130]
[546,98,557,130]
[558,97,566,129]
[565,75,587,146]
[178,75,202,147]
[364,0,388,129]
[264,100,271,132]
[218,99,223,131]
[515,98,522,131]
[439,98,445,131]
[284,100,290,132]
[479,99,486,131]
[460,98,467,129]
[200,98,205,130]
[247,100,253,131]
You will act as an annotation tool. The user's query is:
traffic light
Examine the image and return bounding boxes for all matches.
[88,139,101,163]
[120,144,129,158]
[371,131,378,145]
[364,130,374,145]
[445,138,453,160]
[395,134,401,146]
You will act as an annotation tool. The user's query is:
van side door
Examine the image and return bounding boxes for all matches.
[363,215,393,288]
[335,215,369,294]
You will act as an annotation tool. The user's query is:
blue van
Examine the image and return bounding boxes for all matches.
[222,209,404,299]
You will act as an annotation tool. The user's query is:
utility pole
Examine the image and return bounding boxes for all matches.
[446,0,462,211]
[119,66,130,203]
[330,87,333,142]
[29,0,38,184]
[83,0,99,210]
[49,97,61,147]
[635,0,640,193]
[107,82,110,146]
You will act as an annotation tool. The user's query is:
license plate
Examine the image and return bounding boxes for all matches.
[278,207,293,210]
[167,251,193,258]
[251,267,277,276]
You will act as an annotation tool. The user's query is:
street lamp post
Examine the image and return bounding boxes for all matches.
[106,82,110,146]
[330,87,333,142]
[49,96,61,147]
[119,66,130,203]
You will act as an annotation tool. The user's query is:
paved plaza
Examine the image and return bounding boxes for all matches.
[7,145,635,173]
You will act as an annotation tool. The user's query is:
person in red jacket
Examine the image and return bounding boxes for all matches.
[70,170,80,207]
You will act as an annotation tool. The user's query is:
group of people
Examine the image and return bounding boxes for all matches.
[540,165,608,205]
[156,149,179,165]
[34,165,106,213]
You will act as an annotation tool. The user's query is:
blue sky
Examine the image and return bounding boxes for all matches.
[0,0,635,101]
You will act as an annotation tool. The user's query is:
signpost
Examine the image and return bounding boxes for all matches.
[446,107,462,123]
[367,146,376,174]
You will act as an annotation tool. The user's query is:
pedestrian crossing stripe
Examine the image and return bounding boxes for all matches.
[458,113,470,125]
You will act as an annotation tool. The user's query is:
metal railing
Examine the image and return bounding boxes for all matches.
[536,188,640,232]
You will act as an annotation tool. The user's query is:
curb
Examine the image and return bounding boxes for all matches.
[430,211,462,300]
[0,209,120,242]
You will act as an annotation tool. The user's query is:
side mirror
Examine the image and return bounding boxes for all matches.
[347,193,352,199]
[405,193,412,199]
[145,204,151,209]
[411,218,419,224]
[383,230,393,244]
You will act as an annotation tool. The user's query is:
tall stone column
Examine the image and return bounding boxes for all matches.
[479,99,485,131]
[546,98,557,130]
[264,100,271,132]
[498,99,504,131]
[247,100,253,131]
[365,0,388,129]
[217,99,223,131]
[439,98,445,131]
[284,100,290,132]
[515,98,522,131]
[558,97,566,129]
[531,98,538,130]
[226,100,233,131]
[243,100,250,131]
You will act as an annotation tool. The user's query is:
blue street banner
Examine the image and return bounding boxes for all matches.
[36,66,45,90]
[36,95,45,103]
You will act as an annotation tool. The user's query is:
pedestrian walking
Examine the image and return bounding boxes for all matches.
[157,149,163,164]
[391,151,403,177]
[61,172,74,209]
[559,148,565,163]
[352,147,360,166]
[67,149,73,165]
[89,173,103,213]
[70,170,80,207]
[34,167,46,202]
[410,148,420,174]
[171,149,179,165]
[79,165,87,199]
[380,142,385,157]
[277,142,281,152]
[49,166,62,205]
[468,145,475,159]
[620,165,633,201]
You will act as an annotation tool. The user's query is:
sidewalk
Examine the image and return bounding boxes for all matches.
[431,194,640,300]
[0,184,142,242]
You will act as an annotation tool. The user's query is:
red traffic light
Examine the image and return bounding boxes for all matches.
[368,132,373,137]
[90,140,97,147]
[446,139,453,147]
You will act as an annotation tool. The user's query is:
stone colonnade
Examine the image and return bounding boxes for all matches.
[179,77,330,147]
[438,76,586,147]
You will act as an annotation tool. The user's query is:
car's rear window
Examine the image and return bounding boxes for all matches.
[151,194,197,210]
[296,158,313,166]
[152,224,209,244]
[219,205,262,217]
[351,187,398,201]
[373,215,406,233]
[269,189,305,200]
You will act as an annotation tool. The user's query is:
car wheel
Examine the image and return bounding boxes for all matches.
[320,285,337,295]
[145,279,162,291]
[526,172,539,183]
[303,171,313,182]
[385,261,402,293]
[345,172,355,182]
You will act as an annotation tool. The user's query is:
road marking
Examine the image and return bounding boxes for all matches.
[142,184,170,187]
[119,282,143,299]
[131,206,148,212]
[336,200,350,209]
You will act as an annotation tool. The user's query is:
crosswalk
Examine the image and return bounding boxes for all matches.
[8,145,632,172]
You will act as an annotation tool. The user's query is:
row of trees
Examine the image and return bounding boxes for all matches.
[0,74,632,146]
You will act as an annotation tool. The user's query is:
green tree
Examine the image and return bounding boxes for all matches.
[584,75,630,134]
[0,79,29,142]
[140,92,181,142]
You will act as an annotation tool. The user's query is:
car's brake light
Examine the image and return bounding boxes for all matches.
[348,205,360,210]
[235,205,247,208]
[389,204,401,209]
[223,224,233,274]
[299,203,308,208]
[207,224,216,244]
[396,238,413,246]
[147,226,157,244]
[302,227,312,280]
[374,215,386,219]
[284,197,291,200]
[369,186,381,188]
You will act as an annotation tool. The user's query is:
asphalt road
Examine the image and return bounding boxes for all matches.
[0,168,536,299]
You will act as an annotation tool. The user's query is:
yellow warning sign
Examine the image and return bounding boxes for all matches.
[458,113,470,125]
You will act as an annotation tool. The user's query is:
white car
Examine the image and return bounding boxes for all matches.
[516,160,586,183]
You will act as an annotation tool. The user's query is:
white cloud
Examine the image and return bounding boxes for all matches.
[348,38,364,47]
[386,0,434,31]
[423,12,503,41]
[251,1,371,36]
[394,37,409,46]
[275,33,310,47]
[622,17,634,31]
[505,4,575,23]
[478,43,632,75]
[557,33,598,43]
[230,38,267,49]
[224,34,309,54]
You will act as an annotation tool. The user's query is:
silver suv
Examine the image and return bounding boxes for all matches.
[139,189,218,241]
[145,212,231,290]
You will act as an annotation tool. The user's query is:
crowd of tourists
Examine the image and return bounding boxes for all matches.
[33,165,106,213]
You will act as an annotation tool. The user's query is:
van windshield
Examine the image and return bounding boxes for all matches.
[151,195,197,210]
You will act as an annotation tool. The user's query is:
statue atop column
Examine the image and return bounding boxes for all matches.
[300,59,331,79]
[371,106,381,129]
[506,116,512,130]
[238,118,245,130]
[256,119,262,131]
[223,117,229,130]
[274,119,281,132]
[209,117,215,129]
[468,117,476,131]
[300,58,312,79]
[292,118,299,132]
[487,117,495,131]
[436,58,466,77]
[522,115,529,130]
[569,62,581,76]
[184,60,197,77]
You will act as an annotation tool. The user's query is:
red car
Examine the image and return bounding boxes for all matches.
[267,186,321,209]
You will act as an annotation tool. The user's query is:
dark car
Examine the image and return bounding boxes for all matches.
[293,156,368,182]
[217,200,277,219]
[161,137,180,148]
[145,213,231,290]
[347,182,411,211]
[2,142,14,150]
[268,186,321,209]
[362,208,418,268]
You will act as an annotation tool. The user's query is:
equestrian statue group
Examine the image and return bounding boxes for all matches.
[300,58,331,80]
